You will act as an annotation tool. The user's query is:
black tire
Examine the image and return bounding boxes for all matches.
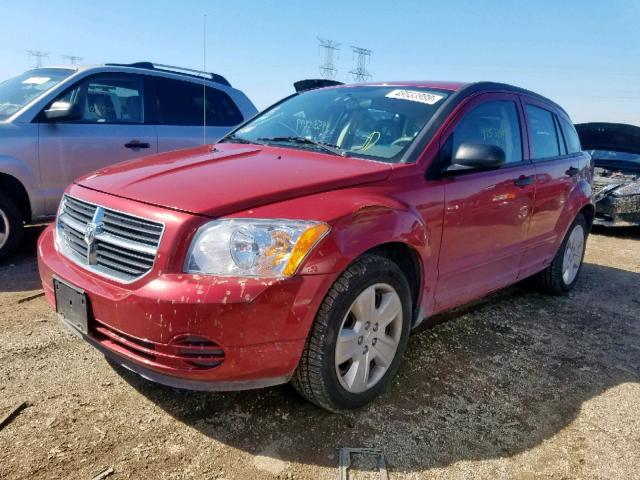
[291,253,412,412]
[0,193,24,262]
[534,213,588,294]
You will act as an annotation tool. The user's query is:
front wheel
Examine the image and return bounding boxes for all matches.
[0,193,24,262]
[292,254,412,411]
[534,213,588,294]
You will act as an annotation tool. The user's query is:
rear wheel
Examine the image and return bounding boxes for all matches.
[292,254,412,411]
[534,213,587,294]
[0,193,24,261]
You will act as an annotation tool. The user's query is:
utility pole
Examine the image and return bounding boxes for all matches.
[349,46,373,82]
[317,37,341,80]
[61,54,83,65]
[26,50,49,68]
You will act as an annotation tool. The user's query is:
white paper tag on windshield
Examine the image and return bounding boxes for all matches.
[385,89,444,105]
[22,77,51,85]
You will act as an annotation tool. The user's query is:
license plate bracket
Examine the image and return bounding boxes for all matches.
[54,279,89,335]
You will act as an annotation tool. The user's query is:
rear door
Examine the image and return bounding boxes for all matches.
[151,76,245,151]
[37,73,158,214]
[517,99,586,278]
[434,93,536,310]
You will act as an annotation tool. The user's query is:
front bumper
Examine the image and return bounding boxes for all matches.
[595,194,640,227]
[38,226,335,390]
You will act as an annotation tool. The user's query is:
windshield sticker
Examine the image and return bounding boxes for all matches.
[385,89,444,105]
[22,77,51,85]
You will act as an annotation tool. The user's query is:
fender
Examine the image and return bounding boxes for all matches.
[236,187,432,314]
[553,175,594,242]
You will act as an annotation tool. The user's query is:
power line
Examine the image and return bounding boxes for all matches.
[318,37,341,80]
[349,46,373,82]
[26,50,49,68]
[61,54,83,65]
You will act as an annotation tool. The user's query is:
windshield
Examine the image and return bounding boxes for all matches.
[589,150,640,166]
[0,68,74,121]
[226,86,450,162]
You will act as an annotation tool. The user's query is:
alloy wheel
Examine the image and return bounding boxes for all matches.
[335,283,403,394]
[562,224,585,285]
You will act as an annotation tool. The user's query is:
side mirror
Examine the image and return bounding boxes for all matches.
[44,101,82,122]
[446,142,506,173]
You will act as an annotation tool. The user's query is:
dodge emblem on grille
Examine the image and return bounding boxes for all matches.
[84,206,105,265]
[84,222,98,246]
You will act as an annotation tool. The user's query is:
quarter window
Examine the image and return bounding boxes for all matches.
[451,101,523,164]
[154,77,243,127]
[560,118,582,153]
[526,105,561,160]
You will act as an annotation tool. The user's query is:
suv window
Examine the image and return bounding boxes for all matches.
[48,75,145,124]
[526,105,561,159]
[154,77,243,127]
[560,118,582,153]
[451,100,523,164]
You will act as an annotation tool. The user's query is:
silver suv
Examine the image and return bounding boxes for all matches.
[0,62,258,259]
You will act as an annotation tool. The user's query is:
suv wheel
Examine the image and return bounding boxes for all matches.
[0,193,24,261]
[292,254,412,411]
[534,213,587,294]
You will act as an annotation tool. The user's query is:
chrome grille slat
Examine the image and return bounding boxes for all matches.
[56,195,164,283]
[100,224,160,245]
[96,247,154,270]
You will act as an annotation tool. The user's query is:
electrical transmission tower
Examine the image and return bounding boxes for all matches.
[317,37,341,79]
[26,50,49,68]
[349,46,373,82]
[62,54,83,65]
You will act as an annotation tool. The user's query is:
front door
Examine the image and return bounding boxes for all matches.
[434,94,535,310]
[37,73,157,214]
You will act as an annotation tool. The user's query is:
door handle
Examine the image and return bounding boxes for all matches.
[124,141,151,149]
[514,175,535,187]
[565,166,580,177]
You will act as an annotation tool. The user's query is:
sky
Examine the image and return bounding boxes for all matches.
[1,0,639,124]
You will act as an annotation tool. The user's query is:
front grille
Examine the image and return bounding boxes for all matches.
[56,195,164,282]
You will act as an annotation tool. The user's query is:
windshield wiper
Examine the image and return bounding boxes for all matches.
[257,136,347,157]
[220,134,262,145]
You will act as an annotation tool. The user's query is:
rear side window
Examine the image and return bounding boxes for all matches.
[451,100,523,164]
[526,105,561,160]
[560,118,582,153]
[154,77,243,126]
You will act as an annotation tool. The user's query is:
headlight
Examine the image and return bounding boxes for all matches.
[185,219,330,278]
[612,182,640,197]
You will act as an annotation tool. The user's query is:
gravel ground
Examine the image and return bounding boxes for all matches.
[0,226,638,480]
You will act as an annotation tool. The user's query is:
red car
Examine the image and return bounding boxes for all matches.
[38,81,594,411]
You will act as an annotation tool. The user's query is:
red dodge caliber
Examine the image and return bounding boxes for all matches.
[38,81,594,411]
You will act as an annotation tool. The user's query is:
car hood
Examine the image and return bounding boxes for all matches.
[575,122,640,155]
[76,143,392,217]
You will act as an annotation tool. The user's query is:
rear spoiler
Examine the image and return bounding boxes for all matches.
[294,79,343,93]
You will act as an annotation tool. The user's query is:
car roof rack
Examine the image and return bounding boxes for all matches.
[105,62,231,87]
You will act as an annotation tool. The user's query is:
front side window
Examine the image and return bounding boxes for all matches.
[225,86,450,163]
[0,68,74,121]
[526,105,561,160]
[48,75,145,124]
[154,77,243,127]
[450,100,523,164]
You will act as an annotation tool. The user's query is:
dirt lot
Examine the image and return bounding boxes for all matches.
[0,226,638,480]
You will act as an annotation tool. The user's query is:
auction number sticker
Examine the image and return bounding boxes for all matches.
[22,77,51,85]
[385,89,444,105]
